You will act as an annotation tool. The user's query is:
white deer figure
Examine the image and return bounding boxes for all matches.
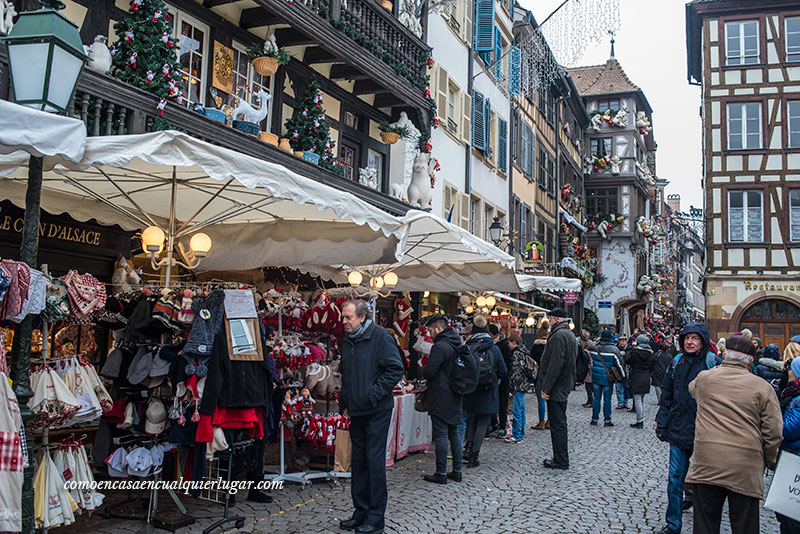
[233,88,272,124]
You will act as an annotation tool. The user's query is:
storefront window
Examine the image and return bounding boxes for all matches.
[174,11,210,107]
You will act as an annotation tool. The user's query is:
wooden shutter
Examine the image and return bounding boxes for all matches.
[509,46,521,96]
[436,66,448,122]
[459,193,470,230]
[471,90,485,150]
[528,125,535,175]
[443,185,453,220]
[463,0,472,44]
[461,92,471,143]
[521,123,531,174]
[473,0,495,52]
[498,118,508,173]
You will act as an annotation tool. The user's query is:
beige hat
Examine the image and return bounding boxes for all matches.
[144,398,167,435]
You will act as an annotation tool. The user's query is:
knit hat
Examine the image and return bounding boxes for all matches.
[763,344,781,360]
[101,347,124,379]
[600,329,614,344]
[636,334,650,347]
[184,290,225,356]
[548,307,569,318]
[471,315,489,334]
[792,358,800,380]
[725,334,756,357]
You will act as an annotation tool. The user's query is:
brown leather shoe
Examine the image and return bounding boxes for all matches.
[530,421,546,430]
[545,421,550,429]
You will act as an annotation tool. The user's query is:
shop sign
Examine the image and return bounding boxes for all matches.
[563,291,579,305]
[0,215,102,246]
[743,281,800,292]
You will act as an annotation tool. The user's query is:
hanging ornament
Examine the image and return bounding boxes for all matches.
[125,28,134,43]
[152,9,162,22]
[131,0,142,11]
[162,64,171,78]
[145,70,155,84]
[302,108,308,118]
[110,46,117,58]
[433,117,439,128]
[292,130,299,140]
[425,85,431,98]
[425,138,432,152]
[177,91,185,105]
[427,57,434,67]
[127,51,137,68]
[157,99,167,116]
[161,32,173,46]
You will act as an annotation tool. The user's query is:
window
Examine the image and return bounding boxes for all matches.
[546,90,555,124]
[727,102,761,150]
[338,141,360,182]
[174,11,210,107]
[728,190,763,242]
[538,220,545,243]
[787,17,800,62]
[521,122,533,176]
[538,85,546,112]
[470,196,479,235]
[590,138,612,156]
[789,101,800,148]
[586,188,618,215]
[232,42,273,128]
[519,206,527,246]
[483,206,493,241]
[547,155,554,195]
[597,99,620,111]
[447,85,457,132]
[498,118,508,173]
[546,226,554,264]
[725,20,759,65]
[344,111,360,130]
[538,148,547,188]
[367,150,383,188]
[790,190,800,241]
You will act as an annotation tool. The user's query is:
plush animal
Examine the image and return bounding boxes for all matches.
[596,220,612,241]
[358,167,379,190]
[636,111,652,134]
[590,113,604,132]
[610,155,621,175]
[232,88,271,124]
[111,257,141,293]
[612,108,628,128]
[407,152,434,208]
[392,298,413,337]
[85,35,112,74]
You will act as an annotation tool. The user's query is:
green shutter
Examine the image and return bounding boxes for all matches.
[472,90,486,150]
[498,118,508,172]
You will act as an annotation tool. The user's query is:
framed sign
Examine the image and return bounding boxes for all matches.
[225,318,263,361]
[212,41,234,94]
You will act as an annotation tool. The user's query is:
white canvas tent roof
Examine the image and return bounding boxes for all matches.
[0,100,86,161]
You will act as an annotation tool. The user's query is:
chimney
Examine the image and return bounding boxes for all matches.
[667,194,681,213]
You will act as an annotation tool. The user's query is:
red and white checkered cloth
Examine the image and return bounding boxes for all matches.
[61,270,106,322]
[0,431,22,472]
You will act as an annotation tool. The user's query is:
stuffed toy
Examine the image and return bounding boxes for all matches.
[299,387,315,416]
[392,298,414,337]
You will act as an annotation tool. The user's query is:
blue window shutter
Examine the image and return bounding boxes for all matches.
[494,27,502,79]
[521,123,531,174]
[509,46,521,96]
[498,118,508,173]
[473,0,495,52]
[472,90,486,150]
[484,97,491,154]
[509,0,514,21]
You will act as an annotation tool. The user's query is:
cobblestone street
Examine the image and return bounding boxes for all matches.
[65,391,781,534]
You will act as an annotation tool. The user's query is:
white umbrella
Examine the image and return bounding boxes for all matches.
[0,100,86,161]
[516,274,582,293]
[0,130,406,276]
[295,211,521,292]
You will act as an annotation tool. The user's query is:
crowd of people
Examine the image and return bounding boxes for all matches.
[335,300,800,534]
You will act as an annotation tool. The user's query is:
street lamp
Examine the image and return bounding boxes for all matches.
[488,217,504,246]
[140,225,213,277]
[2,3,86,533]
[4,0,87,113]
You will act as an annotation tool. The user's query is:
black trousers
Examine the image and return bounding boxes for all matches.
[585,382,593,403]
[465,414,491,456]
[349,409,393,528]
[692,483,759,534]
[777,512,800,534]
[431,414,462,474]
[497,380,510,430]
[546,400,569,467]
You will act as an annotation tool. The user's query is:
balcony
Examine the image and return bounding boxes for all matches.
[0,53,411,216]
[235,0,431,111]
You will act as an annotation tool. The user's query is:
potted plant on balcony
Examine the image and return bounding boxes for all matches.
[245,33,293,77]
[378,121,411,145]
[381,0,393,12]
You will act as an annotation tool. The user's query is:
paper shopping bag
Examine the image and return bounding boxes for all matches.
[334,429,351,472]
[765,451,800,521]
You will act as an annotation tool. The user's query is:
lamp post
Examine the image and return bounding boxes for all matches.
[488,216,504,247]
[3,2,86,533]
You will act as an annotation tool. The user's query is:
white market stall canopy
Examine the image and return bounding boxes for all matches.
[516,274,583,293]
[0,130,407,269]
[0,100,86,161]
[294,211,521,292]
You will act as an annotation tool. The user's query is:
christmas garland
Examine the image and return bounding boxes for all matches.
[584,213,626,231]
[589,108,628,128]
[560,184,584,214]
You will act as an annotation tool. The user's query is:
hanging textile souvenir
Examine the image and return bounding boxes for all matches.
[8,268,47,323]
[0,371,23,532]
[0,260,30,321]
[41,276,70,323]
[78,354,113,413]
[29,366,80,429]
[34,450,77,529]
[61,270,106,323]
[55,357,103,426]
[53,439,101,512]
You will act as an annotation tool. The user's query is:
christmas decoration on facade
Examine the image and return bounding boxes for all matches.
[283,78,341,173]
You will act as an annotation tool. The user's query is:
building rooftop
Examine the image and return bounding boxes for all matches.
[567,58,640,97]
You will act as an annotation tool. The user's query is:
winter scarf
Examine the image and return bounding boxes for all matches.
[345,318,372,341]
[184,290,225,356]
[547,319,570,341]
[781,380,800,412]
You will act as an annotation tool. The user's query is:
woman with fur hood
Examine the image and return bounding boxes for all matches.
[625,334,656,428]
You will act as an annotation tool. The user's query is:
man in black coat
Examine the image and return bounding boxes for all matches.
[421,315,464,484]
[537,307,578,470]
[339,300,405,534]
[489,323,513,437]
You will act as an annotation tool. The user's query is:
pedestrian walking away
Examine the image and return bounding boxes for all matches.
[654,322,717,534]
[588,329,625,427]
[506,333,535,443]
[421,315,465,484]
[339,300,405,534]
[462,315,507,468]
[686,334,782,534]
[536,307,578,470]
[625,334,655,428]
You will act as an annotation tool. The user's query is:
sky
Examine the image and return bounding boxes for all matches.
[523,0,704,212]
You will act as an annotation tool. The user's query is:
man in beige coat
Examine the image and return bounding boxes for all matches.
[686,334,782,534]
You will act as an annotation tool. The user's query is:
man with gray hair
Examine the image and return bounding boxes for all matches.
[685,334,782,534]
[338,300,404,534]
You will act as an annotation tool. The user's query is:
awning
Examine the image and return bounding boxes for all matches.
[560,208,587,233]
[0,100,86,162]
[0,130,407,270]
[294,212,520,292]
[516,274,582,293]
[494,292,548,312]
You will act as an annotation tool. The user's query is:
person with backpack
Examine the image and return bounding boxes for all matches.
[625,334,656,428]
[505,333,534,444]
[652,339,673,404]
[488,323,513,438]
[578,329,593,408]
[588,329,625,427]
[421,315,466,484]
[462,315,506,468]
[655,322,718,534]
[536,307,579,470]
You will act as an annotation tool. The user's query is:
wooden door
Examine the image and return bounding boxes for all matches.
[739,299,800,352]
